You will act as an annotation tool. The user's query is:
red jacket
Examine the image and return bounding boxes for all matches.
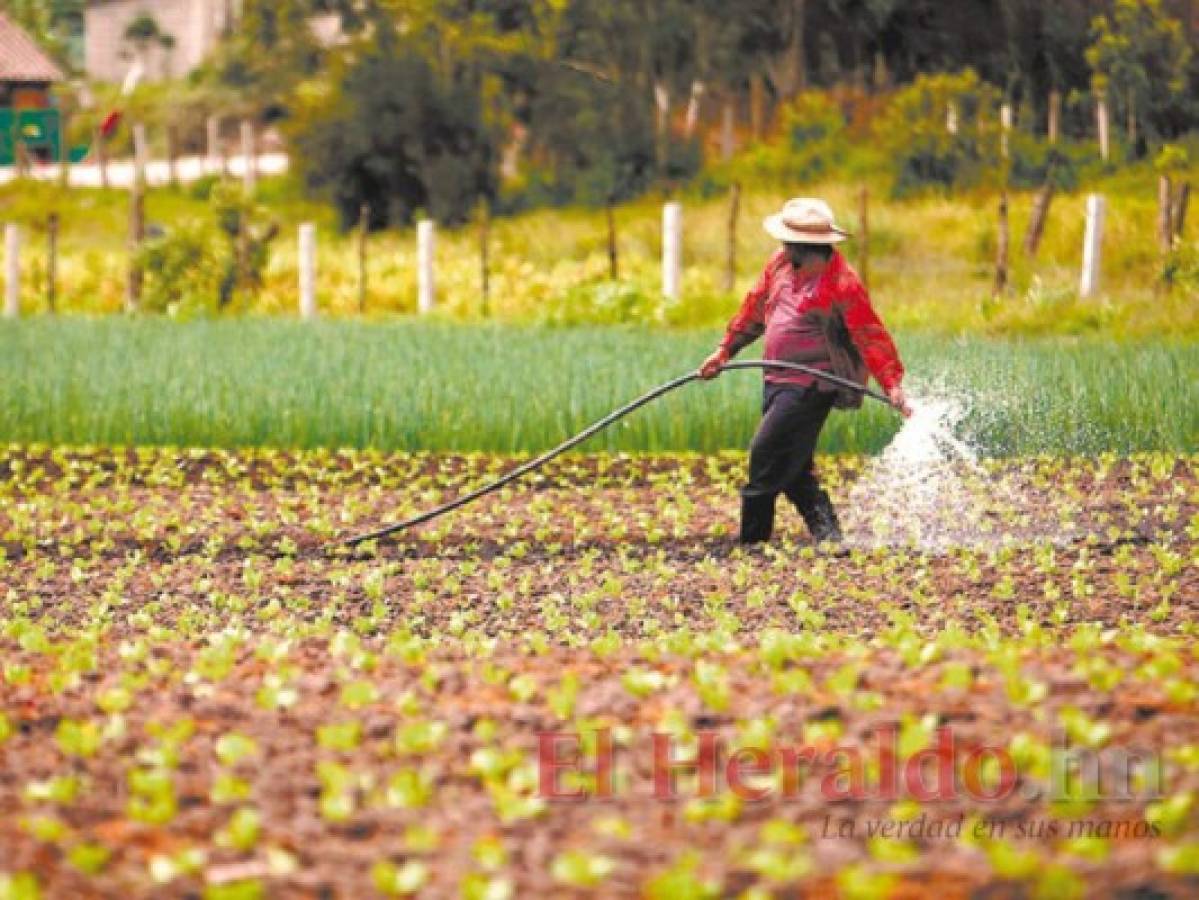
[719,248,905,393]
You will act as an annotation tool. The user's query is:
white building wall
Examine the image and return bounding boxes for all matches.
[85,0,230,83]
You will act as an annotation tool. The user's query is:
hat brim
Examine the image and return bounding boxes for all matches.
[763,213,851,244]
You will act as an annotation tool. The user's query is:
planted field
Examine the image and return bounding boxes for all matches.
[1,447,1196,897]
[0,320,1195,454]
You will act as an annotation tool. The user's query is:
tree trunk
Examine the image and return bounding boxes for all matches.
[1127,90,1136,149]
[749,74,765,142]
[683,80,705,139]
[1158,175,1174,253]
[1096,97,1110,162]
[653,81,672,169]
[720,98,736,161]
[768,0,808,100]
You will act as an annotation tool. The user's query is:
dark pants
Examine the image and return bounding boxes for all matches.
[739,383,840,543]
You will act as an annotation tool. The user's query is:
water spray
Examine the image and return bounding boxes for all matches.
[342,360,900,547]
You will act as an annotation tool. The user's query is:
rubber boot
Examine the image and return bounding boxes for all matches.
[739,494,776,544]
[786,485,843,544]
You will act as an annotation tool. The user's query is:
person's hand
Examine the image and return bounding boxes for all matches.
[699,348,730,380]
[888,383,913,418]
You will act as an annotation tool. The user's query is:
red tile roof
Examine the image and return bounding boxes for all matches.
[0,12,65,84]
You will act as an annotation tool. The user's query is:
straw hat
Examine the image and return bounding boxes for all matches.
[763,197,851,244]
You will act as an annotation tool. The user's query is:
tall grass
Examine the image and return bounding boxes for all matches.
[0,319,1193,455]
[1,169,1196,337]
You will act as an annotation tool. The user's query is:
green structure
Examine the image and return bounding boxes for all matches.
[1,11,70,167]
[1,108,65,166]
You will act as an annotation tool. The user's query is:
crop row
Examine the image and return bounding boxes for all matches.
[0,448,1194,895]
[0,322,1196,454]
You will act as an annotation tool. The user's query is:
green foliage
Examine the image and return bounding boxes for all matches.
[1162,244,1199,292]
[780,91,849,181]
[879,70,1003,195]
[1155,143,1190,174]
[137,223,222,316]
[0,320,1194,456]
[1006,134,1103,191]
[1086,0,1193,142]
[0,0,67,62]
[539,282,661,327]
[135,183,278,315]
[291,42,496,228]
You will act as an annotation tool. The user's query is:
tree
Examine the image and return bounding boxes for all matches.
[1086,0,1193,145]
[123,13,176,79]
[290,38,498,228]
[1,0,61,59]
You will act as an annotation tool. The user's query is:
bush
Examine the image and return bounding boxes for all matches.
[878,70,1003,196]
[289,44,497,229]
[538,281,661,327]
[135,182,279,316]
[1007,135,1101,190]
[778,91,849,181]
[1162,244,1199,291]
[137,222,222,316]
[505,69,669,211]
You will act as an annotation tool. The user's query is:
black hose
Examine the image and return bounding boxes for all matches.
[341,360,897,547]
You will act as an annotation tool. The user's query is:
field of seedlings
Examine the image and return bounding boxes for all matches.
[1,444,1196,898]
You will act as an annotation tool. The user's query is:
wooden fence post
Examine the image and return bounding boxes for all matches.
[1048,90,1061,145]
[299,222,317,320]
[132,122,148,182]
[993,189,1009,296]
[126,125,147,312]
[662,202,682,300]
[4,224,19,319]
[166,124,179,187]
[1080,194,1105,298]
[241,120,256,194]
[1172,183,1190,241]
[1158,175,1175,253]
[417,219,436,314]
[478,200,491,317]
[724,182,740,292]
[95,125,109,189]
[357,204,369,315]
[46,213,58,313]
[58,112,70,188]
[206,116,221,175]
[1023,179,1055,258]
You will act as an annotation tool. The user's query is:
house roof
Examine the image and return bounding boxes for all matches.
[0,12,66,84]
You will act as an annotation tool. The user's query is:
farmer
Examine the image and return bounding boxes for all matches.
[699,197,911,545]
